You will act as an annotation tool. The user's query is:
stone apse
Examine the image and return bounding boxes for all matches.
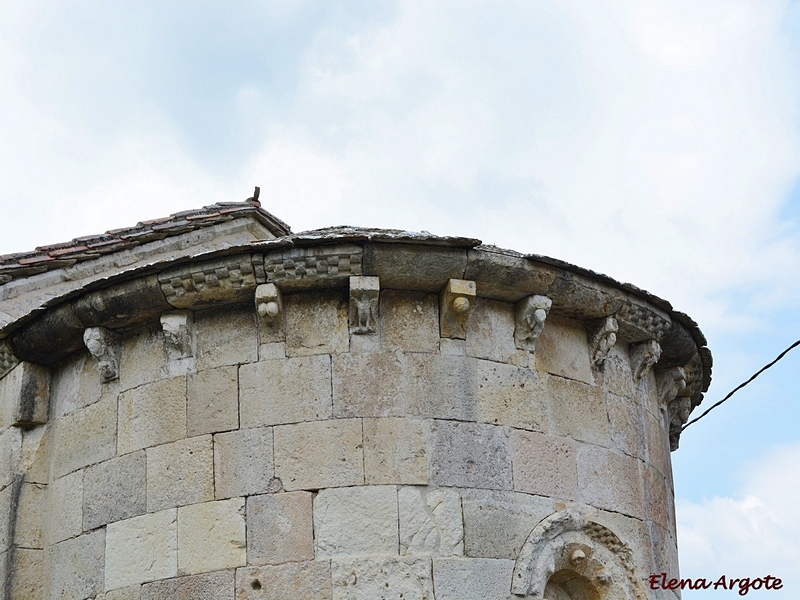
[0,198,711,599]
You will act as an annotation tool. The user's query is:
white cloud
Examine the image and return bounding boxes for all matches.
[677,442,800,597]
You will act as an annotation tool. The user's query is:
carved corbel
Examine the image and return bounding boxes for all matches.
[656,367,686,407]
[83,327,121,382]
[160,311,194,360]
[668,396,692,451]
[349,276,379,335]
[656,366,691,450]
[255,283,285,343]
[630,339,661,381]
[439,279,476,339]
[514,295,552,352]
[589,315,618,368]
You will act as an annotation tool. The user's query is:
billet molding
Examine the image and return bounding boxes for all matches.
[439,278,476,339]
[514,295,552,352]
[264,244,363,289]
[349,276,379,335]
[616,300,671,343]
[159,255,259,308]
[83,326,121,382]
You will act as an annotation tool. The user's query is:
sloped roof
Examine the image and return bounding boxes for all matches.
[0,198,291,284]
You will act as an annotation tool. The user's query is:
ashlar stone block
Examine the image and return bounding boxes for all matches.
[247,491,314,565]
[177,498,246,575]
[118,376,187,455]
[535,317,593,384]
[142,570,234,600]
[510,429,578,500]
[187,365,239,436]
[239,355,331,428]
[96,585,143,600]
[214,427,274,499]
[0,361,50,427]
[461,489,555,560]
[3,547,44,599]
[48,470,83,544]
[15,482,45,548]
[433,557,515,600]
[19,424,50,484]
[314,486,398,557]
[429,420,512,490]
[49,529,106,599]
[332,352,407,418]
[0,426,21,490]
[474,359,546,432]
[285,290,349,357]
[106,509,178,590]
[547,375,611,447]
[465,298,517,364]
[118,324,168,392]
[52,390,117,478]
[399,487,463,556]
[195,303,258,369]
[331,556,433,600]
[83,450,146,530]
[406,354,477,421]
[601,343,634,398]
[363,417,428,485]
[274,419,363,491]
[379,290,439,353]
[577,444,645,519]
[236,561,332,600]
[147,435,214,512]
[607,391,646,460]
[51,351,103,419]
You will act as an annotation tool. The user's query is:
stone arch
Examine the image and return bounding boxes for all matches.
[511,511,647,600]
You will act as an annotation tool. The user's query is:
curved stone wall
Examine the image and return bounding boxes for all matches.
[0,234,707,600]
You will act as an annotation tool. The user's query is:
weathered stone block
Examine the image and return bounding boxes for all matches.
[645,408,672,480]
[51,351,103,419]
[0,426,21,490]
[285,290,349,357]
[577,444,644,519]
[3,547,44,599]
[547,375,611,447]
[13,482,45,548]
[510,429,578,500]
[106,509,177,590]
[0,483,12,552]
[187,365,239,436]
[48,470,83,544]
[119,324,168,392]
[399,487,463,556]
[439,338,465,355]
[535,317,593,384]
[52,391,117,478]
[332,352,406,418]
[314,486,398,556]
[236,561,332,600]
[433,557,515,600]
[474,359,546,431]
[94,585,142,600]
[240,356,331,428]
[195,303,258,369]
[601,343,634,398]
[247,491,314,565]
[363,417,428,485]
[465,298,517,364]
[177,498,246,574]
[49,529,105,599]
[607,392,646,460]
[147,435,214,511]
[20,425,50,484]
[0,361,50,427]
[429,421,512,490]
[274,419,363,491]
[380,290,439,353]
[644,465,673,533]
[118,376,186,455]
[258,341,286,360]
[142,570,235,600]
[331,556,434,600]
[84,450,146,530]
[407,354,476,421]
[461,489,555,559]
[214,427,274,499]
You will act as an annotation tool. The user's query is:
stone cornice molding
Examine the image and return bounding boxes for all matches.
[1,229,712,434]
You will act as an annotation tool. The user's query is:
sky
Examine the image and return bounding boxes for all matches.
[1,1,799,596]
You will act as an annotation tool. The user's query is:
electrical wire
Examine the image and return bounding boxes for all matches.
[681,339,800,431]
